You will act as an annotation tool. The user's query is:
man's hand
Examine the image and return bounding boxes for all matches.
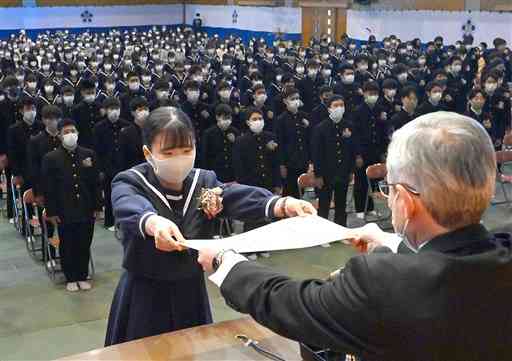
[348,222,395,253]
[146,215,186,252]
[197,248,220,274]
[273,197,317,218]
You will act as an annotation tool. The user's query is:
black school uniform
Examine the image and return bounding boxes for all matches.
[72,100,101,149]
[105,164,280,345]
[93,118,131,227]
[200,124,240,182]
[312,116,359,226]
[42,146,101,283]
[118,123,145,171]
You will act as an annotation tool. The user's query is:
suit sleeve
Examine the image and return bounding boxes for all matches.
[220,255,381,355]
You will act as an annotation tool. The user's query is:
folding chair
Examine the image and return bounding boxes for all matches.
[364,163,391,226]
[502,133,512,151]
[10,176,24,236]
[22,189,44,260]
[297,172,355,213]
[493,150,512,207]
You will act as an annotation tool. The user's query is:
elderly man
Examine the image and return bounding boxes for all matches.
[198,112,512,361]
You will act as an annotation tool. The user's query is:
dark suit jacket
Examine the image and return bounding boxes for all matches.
[220,224,512,361]
[27,130,60,196]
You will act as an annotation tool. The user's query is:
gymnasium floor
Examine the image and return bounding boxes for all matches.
[1,187,511,360]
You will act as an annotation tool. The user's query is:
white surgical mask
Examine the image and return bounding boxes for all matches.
[365,95,379,106]
[63,95,74,105]
[430,92,443,104]
[129,82,140,91]
[249,119,264,134]
[217,117,232,131]
[62,133,78,151]
[44,85,54,93]
[286,99,301,113]
[107,109,120,122]
[485,83,497,93]
[146,147,196,184]
[219,89,231,100]
[343,75,355,84]
[23,110,36,125]
[255,94,267,104]
[329,107,345,123]
[83,94,95,104]
[135,109,150,124]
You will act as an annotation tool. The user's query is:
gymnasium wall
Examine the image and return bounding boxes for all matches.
[184,4,302,43]
[347,9,512,45]
[0,2,301,42]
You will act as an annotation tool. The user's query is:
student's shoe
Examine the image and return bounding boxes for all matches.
[78,281,92,290]
[247,253,258,261]
[66,282,79,292]
[260,252,270,258]
[107,226,115,232]
[356,212,365,219]
[321,243,331,248]
[8,218,14,224]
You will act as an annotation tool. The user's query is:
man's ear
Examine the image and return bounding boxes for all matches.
[394,184,417,220]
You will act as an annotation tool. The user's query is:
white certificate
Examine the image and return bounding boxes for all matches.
[181,215,359,253]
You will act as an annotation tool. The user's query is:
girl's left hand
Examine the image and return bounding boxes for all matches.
[274,197,317,218]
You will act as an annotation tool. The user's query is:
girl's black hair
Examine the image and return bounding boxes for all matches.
[142,106,196,150]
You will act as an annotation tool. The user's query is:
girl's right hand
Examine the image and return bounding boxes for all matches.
[146,215,186,252]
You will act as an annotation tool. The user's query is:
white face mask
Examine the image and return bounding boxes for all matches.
[365,95,379,106]
[107,109,120,122]
[128,81,140,91]
[249,119,264,134]
[63,95,74,105]
[23,110,37,125]
[485,83,497,93]
[62,132,78,150]
[135,109,149,124]
[343,74,355,84]
[219,89,231,100]
[44,85,54,94]
[217,117,232,131]
[286,99,301,113]
[329,107,345,123]
[255,93,267,105]
[83,94,95,104]
[430,92,443,104]
[146,147,196,184]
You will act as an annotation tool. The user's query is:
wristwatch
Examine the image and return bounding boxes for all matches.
[212,249,237,271]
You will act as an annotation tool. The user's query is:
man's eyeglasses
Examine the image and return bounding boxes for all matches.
[378,180,420,198]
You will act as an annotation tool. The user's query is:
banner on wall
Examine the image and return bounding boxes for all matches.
[347,9,512,46]
[0,5,182,32]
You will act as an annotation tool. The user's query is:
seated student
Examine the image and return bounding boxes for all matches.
[233,107,282,259]
[42,119,101,292]
[118,97,150,171]
[275,86,312,198]
[390,85,419,131]
[93,98,131,231]
[465,88,496,144]
[201,104,240,183]
[311,85,333,128]
[312,95,360,226]
[416,81,447,116]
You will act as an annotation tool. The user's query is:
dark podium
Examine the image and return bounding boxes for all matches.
[57,317,302,360]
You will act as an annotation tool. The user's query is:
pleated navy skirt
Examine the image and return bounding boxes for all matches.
[105,270,213,346]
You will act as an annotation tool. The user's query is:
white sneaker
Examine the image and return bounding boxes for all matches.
[260,252,270,258]
[247,254,258,261]
[107,226,115,232]
[356,212,365,219]
[321,243,331,248]
[66,282,79,292]
[26,236,33,245]
[78,281,92,290]
[8,218,14,224]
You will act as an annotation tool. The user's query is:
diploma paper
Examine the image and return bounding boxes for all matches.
[181,215,359,253]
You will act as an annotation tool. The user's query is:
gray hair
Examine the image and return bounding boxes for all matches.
[387,111,496,229]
